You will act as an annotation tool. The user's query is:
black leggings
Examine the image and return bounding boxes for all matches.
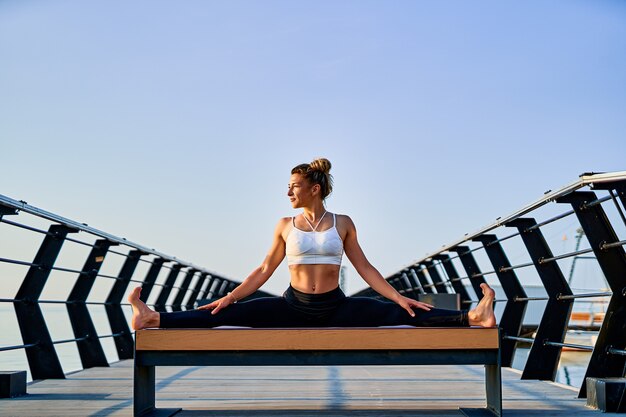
[160,286,469,328]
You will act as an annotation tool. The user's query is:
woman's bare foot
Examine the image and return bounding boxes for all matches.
[468,283,497,327]
[128,287,160,330]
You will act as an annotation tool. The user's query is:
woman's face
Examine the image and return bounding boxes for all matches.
[287,173,319,208]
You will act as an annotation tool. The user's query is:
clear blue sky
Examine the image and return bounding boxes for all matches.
[1,0,625,296]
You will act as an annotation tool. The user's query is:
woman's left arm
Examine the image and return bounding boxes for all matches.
[341,215,432,317]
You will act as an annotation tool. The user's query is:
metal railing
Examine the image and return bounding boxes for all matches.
[353,171,626,398]
[0,194,270,380]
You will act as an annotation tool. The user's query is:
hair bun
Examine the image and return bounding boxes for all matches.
[290,158,334,200]
[309,158,332,174]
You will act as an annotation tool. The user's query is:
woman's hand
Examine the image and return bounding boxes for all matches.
[396,295,433,317]
[197,293,237,315]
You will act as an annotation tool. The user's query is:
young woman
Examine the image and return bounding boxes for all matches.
[129,158,496,329]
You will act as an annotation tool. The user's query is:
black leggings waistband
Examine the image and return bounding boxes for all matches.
[284,285,346,302]
[283,285,346,319]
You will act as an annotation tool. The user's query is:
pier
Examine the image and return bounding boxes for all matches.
[1,171,626,415]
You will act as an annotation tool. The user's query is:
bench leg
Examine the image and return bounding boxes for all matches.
[459,363,502,417]
[134,362,180,417]
[134,363,155,416]
[485,363,502,416]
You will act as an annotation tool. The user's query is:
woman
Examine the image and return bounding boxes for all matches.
[129,158,496,330]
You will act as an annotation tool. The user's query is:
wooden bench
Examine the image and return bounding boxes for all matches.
[134,327,502,417]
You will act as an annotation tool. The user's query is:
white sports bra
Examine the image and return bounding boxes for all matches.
[285,212,344,266]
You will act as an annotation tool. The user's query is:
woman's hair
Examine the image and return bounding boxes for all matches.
[291,158,334,200]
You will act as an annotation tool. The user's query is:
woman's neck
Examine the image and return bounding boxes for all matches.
[302,204,327,221]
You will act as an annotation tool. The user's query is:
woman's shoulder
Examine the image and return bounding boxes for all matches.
[271,217,294,241]
[273,216,293,232]
[334,213,355,228]
[277,216,293,226]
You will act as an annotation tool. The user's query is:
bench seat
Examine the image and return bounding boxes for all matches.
[134,327,501,417]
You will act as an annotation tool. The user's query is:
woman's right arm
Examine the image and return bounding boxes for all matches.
[198,218,289,314]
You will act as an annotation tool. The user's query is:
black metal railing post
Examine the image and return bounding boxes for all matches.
[407,269,425,295]
[390,272,409,296]
[197,274,213,301]
[14,224,77,379]
[171,268,198,311]
[450,246,487,299]
[105,249,144,360]
[473,234,528,367]
[186,272,208,309]
[403,269,423,297]
[421,260,449,293]
[432,254,472,305]
[215,280,229,299]
[507,218,574,381]
[226,281,238,296]
[138,258,166,303]
[198,274,215,301]
[387,272,401,293]
[204,276,222,301]
[412,267,434,294]
[557,189,626,398]
[154,264,182,312]
[67,239,116,369]
[212,277,226,298]
[398,272,413,298]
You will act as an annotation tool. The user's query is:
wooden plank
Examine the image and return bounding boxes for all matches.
[136,328,499,351]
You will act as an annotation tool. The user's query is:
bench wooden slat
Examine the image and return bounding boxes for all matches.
[136,327,499,351]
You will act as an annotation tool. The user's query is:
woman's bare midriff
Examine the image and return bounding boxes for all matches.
[289,264,341,293]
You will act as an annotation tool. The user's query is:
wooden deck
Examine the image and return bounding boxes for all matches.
[0,360,600,416]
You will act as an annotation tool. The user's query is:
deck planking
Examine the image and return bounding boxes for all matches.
[0,360,600,416]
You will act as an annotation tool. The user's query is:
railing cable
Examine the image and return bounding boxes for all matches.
[608,189,626,226]
[608,346,626,356]
[503,336,534,343]
[601,240,626,250]
[543,340,594,351]
[499,261,534,272]
[557,292,612,300]
[0,343,39,352]
[539,248,595,264]
[53,336,89,345]
[525,209,576,232]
